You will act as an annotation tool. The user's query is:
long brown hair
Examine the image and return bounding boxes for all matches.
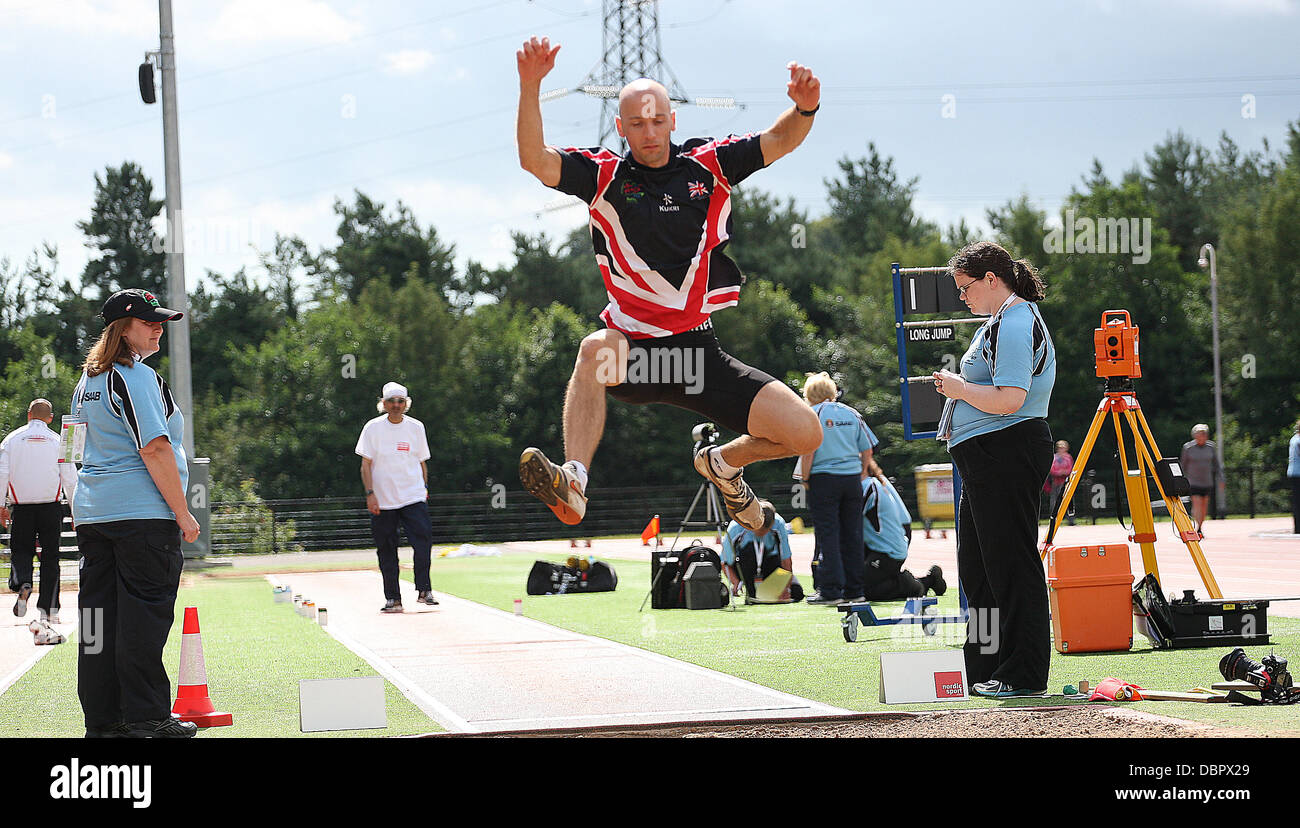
[82,318,137,377]
[948,241,1046,301]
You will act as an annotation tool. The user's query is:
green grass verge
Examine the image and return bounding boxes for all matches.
[418,553,1300,735]
[0,577,442,738]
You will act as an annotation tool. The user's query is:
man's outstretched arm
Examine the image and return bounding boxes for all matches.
[759,61,821,166]
[517,36,563,187]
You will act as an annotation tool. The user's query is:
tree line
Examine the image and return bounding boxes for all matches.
[3,121,1298,512]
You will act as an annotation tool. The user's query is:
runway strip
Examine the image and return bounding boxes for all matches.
[269,570,848,734]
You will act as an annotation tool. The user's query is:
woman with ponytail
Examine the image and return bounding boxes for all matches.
[931,241,1056,698]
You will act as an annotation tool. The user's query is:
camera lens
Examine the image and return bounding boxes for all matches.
[1108,336,1119,347]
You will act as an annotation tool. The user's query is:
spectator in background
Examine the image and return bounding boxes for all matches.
[720,503,804,604]
[1288,419,1299,536]
[1,399,78,627]
[1046,440,1074,526]
[1180,424,1223,535]
[357,382,437,614]
[798,372,876,606]
[860,459,946,601]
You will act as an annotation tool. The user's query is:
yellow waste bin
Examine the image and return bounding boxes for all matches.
[913,463,955,539]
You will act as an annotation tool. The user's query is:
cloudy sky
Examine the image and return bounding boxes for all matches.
[1,0,1297,293]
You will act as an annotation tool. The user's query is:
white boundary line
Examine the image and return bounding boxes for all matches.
[0,647,54,698]
[262,574,475,733]
[322,624,476,734]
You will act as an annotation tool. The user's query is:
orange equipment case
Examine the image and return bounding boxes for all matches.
[1046,544,1134,654]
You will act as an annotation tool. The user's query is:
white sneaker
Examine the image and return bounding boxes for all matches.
[29,619,65,646]
[692,446,770,531]
[518,447,587,525]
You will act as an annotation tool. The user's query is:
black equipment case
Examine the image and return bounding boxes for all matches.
[1132,574,1269,649]
[651,541,729,610]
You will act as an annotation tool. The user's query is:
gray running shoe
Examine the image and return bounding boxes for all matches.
[692,446,770,531]
[380,599,404,614]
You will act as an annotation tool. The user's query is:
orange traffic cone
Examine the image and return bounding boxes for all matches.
[171,607,233,728]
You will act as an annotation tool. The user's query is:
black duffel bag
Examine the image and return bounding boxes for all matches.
[526,558,618,596]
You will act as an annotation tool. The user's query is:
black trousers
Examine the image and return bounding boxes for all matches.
[1290,477,1300,535]
[76,519,183,729]
[7,501,65,614]
[808,473,865,599]
[949,419,1054,689]
[862,550,926,602]
[371,501,433,600]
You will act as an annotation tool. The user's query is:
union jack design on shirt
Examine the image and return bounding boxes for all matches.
[549,134,769,338]
[397,442,410,452]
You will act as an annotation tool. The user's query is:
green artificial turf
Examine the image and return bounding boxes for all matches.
[0,577,442,738]
[417,552,1300,736]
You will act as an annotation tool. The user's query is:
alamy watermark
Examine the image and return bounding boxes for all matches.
[886,606,1001,655]
[593,342,704,394]
[1043,208,1151,264]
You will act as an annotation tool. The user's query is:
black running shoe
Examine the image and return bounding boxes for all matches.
[125,717,198,738]
[417,590,439,606]
[925,565,947,597]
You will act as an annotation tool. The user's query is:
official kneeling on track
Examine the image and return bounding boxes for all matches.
[720,502,805,604]
[860,460,946,602]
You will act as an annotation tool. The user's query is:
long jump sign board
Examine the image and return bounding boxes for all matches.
[879,651,969,704]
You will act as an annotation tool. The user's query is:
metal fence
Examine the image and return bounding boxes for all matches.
[1,466,1290,558]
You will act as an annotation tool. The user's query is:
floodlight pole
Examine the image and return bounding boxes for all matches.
[158,0,194,458]
[1199,243,1225,518]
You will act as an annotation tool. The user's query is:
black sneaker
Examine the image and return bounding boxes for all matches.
[839,596,866,606]
[125,717,199,738]
[13,583,31,617]
[417,590,439,606]
[925,565,947,597]
[85,722,132,739]
[381,599,404,613]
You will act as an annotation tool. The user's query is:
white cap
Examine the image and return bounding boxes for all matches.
[381,381,409,400]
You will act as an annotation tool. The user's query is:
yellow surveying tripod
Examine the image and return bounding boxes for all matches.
[1042,310,1222,598]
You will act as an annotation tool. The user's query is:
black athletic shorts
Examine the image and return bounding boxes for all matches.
[604,325,777,435]
[1188,485,1213,497]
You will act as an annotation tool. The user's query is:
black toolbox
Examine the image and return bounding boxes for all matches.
[1133,574,1270,649]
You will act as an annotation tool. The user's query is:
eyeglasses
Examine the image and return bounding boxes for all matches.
[954,277,981,298]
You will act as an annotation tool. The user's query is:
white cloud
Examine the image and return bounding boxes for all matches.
[382,49,436,76]
[3,0,157,37]
[209,0,361,44]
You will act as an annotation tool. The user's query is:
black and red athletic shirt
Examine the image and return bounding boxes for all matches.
[550,134,768,339]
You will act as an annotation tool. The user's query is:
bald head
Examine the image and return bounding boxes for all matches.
[28,399,52,422]
[617,78,671,120]
[615,78,675,167]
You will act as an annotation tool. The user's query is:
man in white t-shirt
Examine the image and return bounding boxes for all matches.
[356,382,436,613]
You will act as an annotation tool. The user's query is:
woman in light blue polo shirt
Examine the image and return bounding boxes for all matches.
[932,242,1056,699]
[70,289,200,739]
[798,372,877,605]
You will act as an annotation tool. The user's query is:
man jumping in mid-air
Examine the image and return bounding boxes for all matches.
[515,35,824,531]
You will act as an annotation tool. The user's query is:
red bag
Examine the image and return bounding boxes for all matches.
[1089,676,1144,701]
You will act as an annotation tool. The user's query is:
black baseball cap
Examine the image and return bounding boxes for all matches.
[100,289,184,323]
